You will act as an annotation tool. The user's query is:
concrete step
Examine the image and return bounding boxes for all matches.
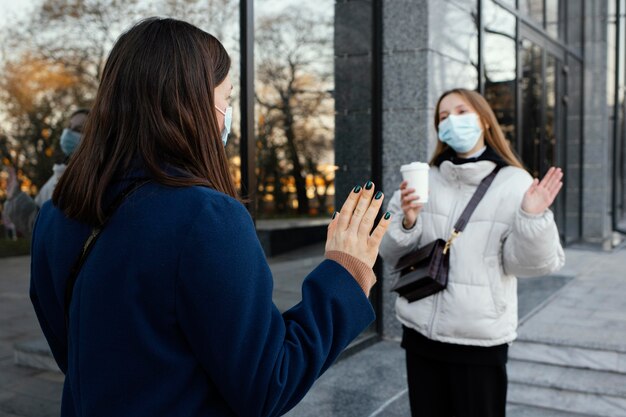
[508,383,626,417]
[508,360,626,417]
[507,403,595,417]
[510,339,626,374]
[14,338,60,373]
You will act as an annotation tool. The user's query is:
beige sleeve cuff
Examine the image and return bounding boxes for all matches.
[324,251,377,297]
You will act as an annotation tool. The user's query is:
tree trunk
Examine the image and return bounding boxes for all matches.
[283,107,309,215]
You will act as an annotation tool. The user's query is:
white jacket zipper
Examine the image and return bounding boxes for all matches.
[428,179,463,339]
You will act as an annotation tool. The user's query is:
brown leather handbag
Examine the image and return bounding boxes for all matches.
[391,166,500,302]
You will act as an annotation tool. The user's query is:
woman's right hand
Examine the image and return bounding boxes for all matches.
[399,180,424,229]
[325,182,391,269]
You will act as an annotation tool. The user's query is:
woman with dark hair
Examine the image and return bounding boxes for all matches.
[31,18,391,417]
[380,88,565,417]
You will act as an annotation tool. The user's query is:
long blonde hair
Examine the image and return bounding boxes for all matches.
[429,88,524,169]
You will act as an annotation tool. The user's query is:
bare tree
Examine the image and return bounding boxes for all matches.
[0,0,239,190]
[255,6,334,216]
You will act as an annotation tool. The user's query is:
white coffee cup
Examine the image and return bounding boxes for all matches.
[400,162,429,203]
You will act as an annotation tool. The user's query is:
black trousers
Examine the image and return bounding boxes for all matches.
[405,350,507,417]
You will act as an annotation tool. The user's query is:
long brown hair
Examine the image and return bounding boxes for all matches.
[429,88,524,169]
[53,17,238,225]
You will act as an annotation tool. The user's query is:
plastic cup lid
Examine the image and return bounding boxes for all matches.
[400,162,429,171]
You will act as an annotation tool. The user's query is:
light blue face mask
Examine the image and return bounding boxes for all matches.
[216,106,233,146]
[437,113,483,153]
[60,128,81,156]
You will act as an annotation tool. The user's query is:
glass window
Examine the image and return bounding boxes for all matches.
[519,0,544,27]
[608,0,618,111]
[615,0,626,224]
[483,1,517,146]
[254,1,335,221]
[254,0,339,313]
[565,55,583,242]
[544,53,567,234]
[565,0,583,52]
[496,0,517,8]
[545,0,560,38]
[520,39,543,178]
[545,54,557,171]
[613,0,626,227]
[429,1,479,93]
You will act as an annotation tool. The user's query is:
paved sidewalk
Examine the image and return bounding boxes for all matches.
[1,244,625,416]
[0,256,63,417]
[517,244,626,350]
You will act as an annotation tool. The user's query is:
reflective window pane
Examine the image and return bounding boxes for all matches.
[254,1,336,312]
[615,0,626,224]
[483,1,517,146]
[546,0,560,38]
[497,0,517,8]
[545,55,557,170]
[519,0,544,27]
[254,2,335,220]
[520,40,543,178]
[612,0,626,227]
[544,54,565,235]
[565,56,583,242]
[608,0,618,111]
[566,0,583,51]
[429,1,479,93]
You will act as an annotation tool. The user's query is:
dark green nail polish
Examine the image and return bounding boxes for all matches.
[353,185,362,193]
[365,181,373,190]
[375,191,383,200]
[332,212,337,219]
[384,212,391,220]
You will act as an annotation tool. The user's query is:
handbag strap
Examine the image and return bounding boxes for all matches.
[64,178,150,328]
[444,166,501,254]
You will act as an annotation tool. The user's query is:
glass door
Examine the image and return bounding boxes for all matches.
[518,26,566,235]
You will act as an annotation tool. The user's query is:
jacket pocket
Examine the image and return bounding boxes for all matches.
[485,255,506,315]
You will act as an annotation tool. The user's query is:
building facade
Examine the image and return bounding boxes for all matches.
[334,0,626,338]
[1,0,624,345]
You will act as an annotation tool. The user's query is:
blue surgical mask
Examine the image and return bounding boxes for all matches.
[216,106,233,146]
[438,113,483,153]
[60,128,81,156]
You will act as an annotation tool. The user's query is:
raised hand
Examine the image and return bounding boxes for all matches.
[399,180,424,229]
[326,181,391,269]
[522,167,564,215]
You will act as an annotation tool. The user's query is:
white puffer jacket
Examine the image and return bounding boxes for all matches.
[379,159,565,347]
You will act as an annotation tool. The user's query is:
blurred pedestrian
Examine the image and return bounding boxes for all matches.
[3,109,88,238]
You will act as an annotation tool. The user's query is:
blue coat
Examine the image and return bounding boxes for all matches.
[30,170,375,417]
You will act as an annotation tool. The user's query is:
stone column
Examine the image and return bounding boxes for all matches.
[581,0,612,248]
[380,0,479,339]
[335,0,374,204]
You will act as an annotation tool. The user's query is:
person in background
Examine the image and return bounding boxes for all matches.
[4,109,88,238]
[30,18,391,417]
[379,88,565,417]
[2,209,17,241]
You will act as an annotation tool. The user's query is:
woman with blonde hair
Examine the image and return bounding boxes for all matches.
[380,88,565,417]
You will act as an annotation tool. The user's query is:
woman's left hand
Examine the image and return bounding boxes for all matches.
[521,167,564,214]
